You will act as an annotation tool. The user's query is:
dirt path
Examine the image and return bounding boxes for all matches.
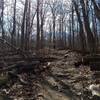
[42,84,72,100]
[38,51,92,100]
[39,75,79,100]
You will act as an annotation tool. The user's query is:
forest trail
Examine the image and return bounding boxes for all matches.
[37,50,83,100]
[0,50,99,100]
[41,83,72,100]
[37,50,100,100]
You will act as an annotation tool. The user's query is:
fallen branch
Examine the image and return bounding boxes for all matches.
[8,71,28,85]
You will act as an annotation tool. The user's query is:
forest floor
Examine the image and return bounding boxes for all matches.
[0,49,100,100]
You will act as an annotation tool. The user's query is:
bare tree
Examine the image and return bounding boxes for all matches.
[1,0,5,40]
[80,0,96,53]
[48,0,59,49]
[71,2,75,48]
[40,0,46,49]
[91,0,100,21]
[36,0,40,50]
[21,0,28,50]
[24,0,31,50]
[73,0,86,51]
[11,0,16,46]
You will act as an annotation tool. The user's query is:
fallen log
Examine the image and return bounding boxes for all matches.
[90,62,100,71]
[0,38,30,59]
[74,60,89,68]
[74,54,100,71]
[83,55,100,62]
[0,38,58,64]
[93,71,100,79]
[0,61,40,73]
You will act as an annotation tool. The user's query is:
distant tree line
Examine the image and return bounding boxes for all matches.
[0,0,100,54]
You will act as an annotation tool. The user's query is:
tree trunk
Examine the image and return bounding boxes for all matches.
[53,15,56,49]
[21,0,28,50]
[91,0,100,21]
[73,0,86,52]
[36,0,40,50]
[11,0,16,46]
[40,0,44,49]
[1,0,5,50]
[71,3,75,49]
[80,0,96,53]
[25,0,31,51]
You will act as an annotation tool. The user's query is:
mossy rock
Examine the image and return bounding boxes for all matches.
[0,94,12,100]
[0,76,8,86]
